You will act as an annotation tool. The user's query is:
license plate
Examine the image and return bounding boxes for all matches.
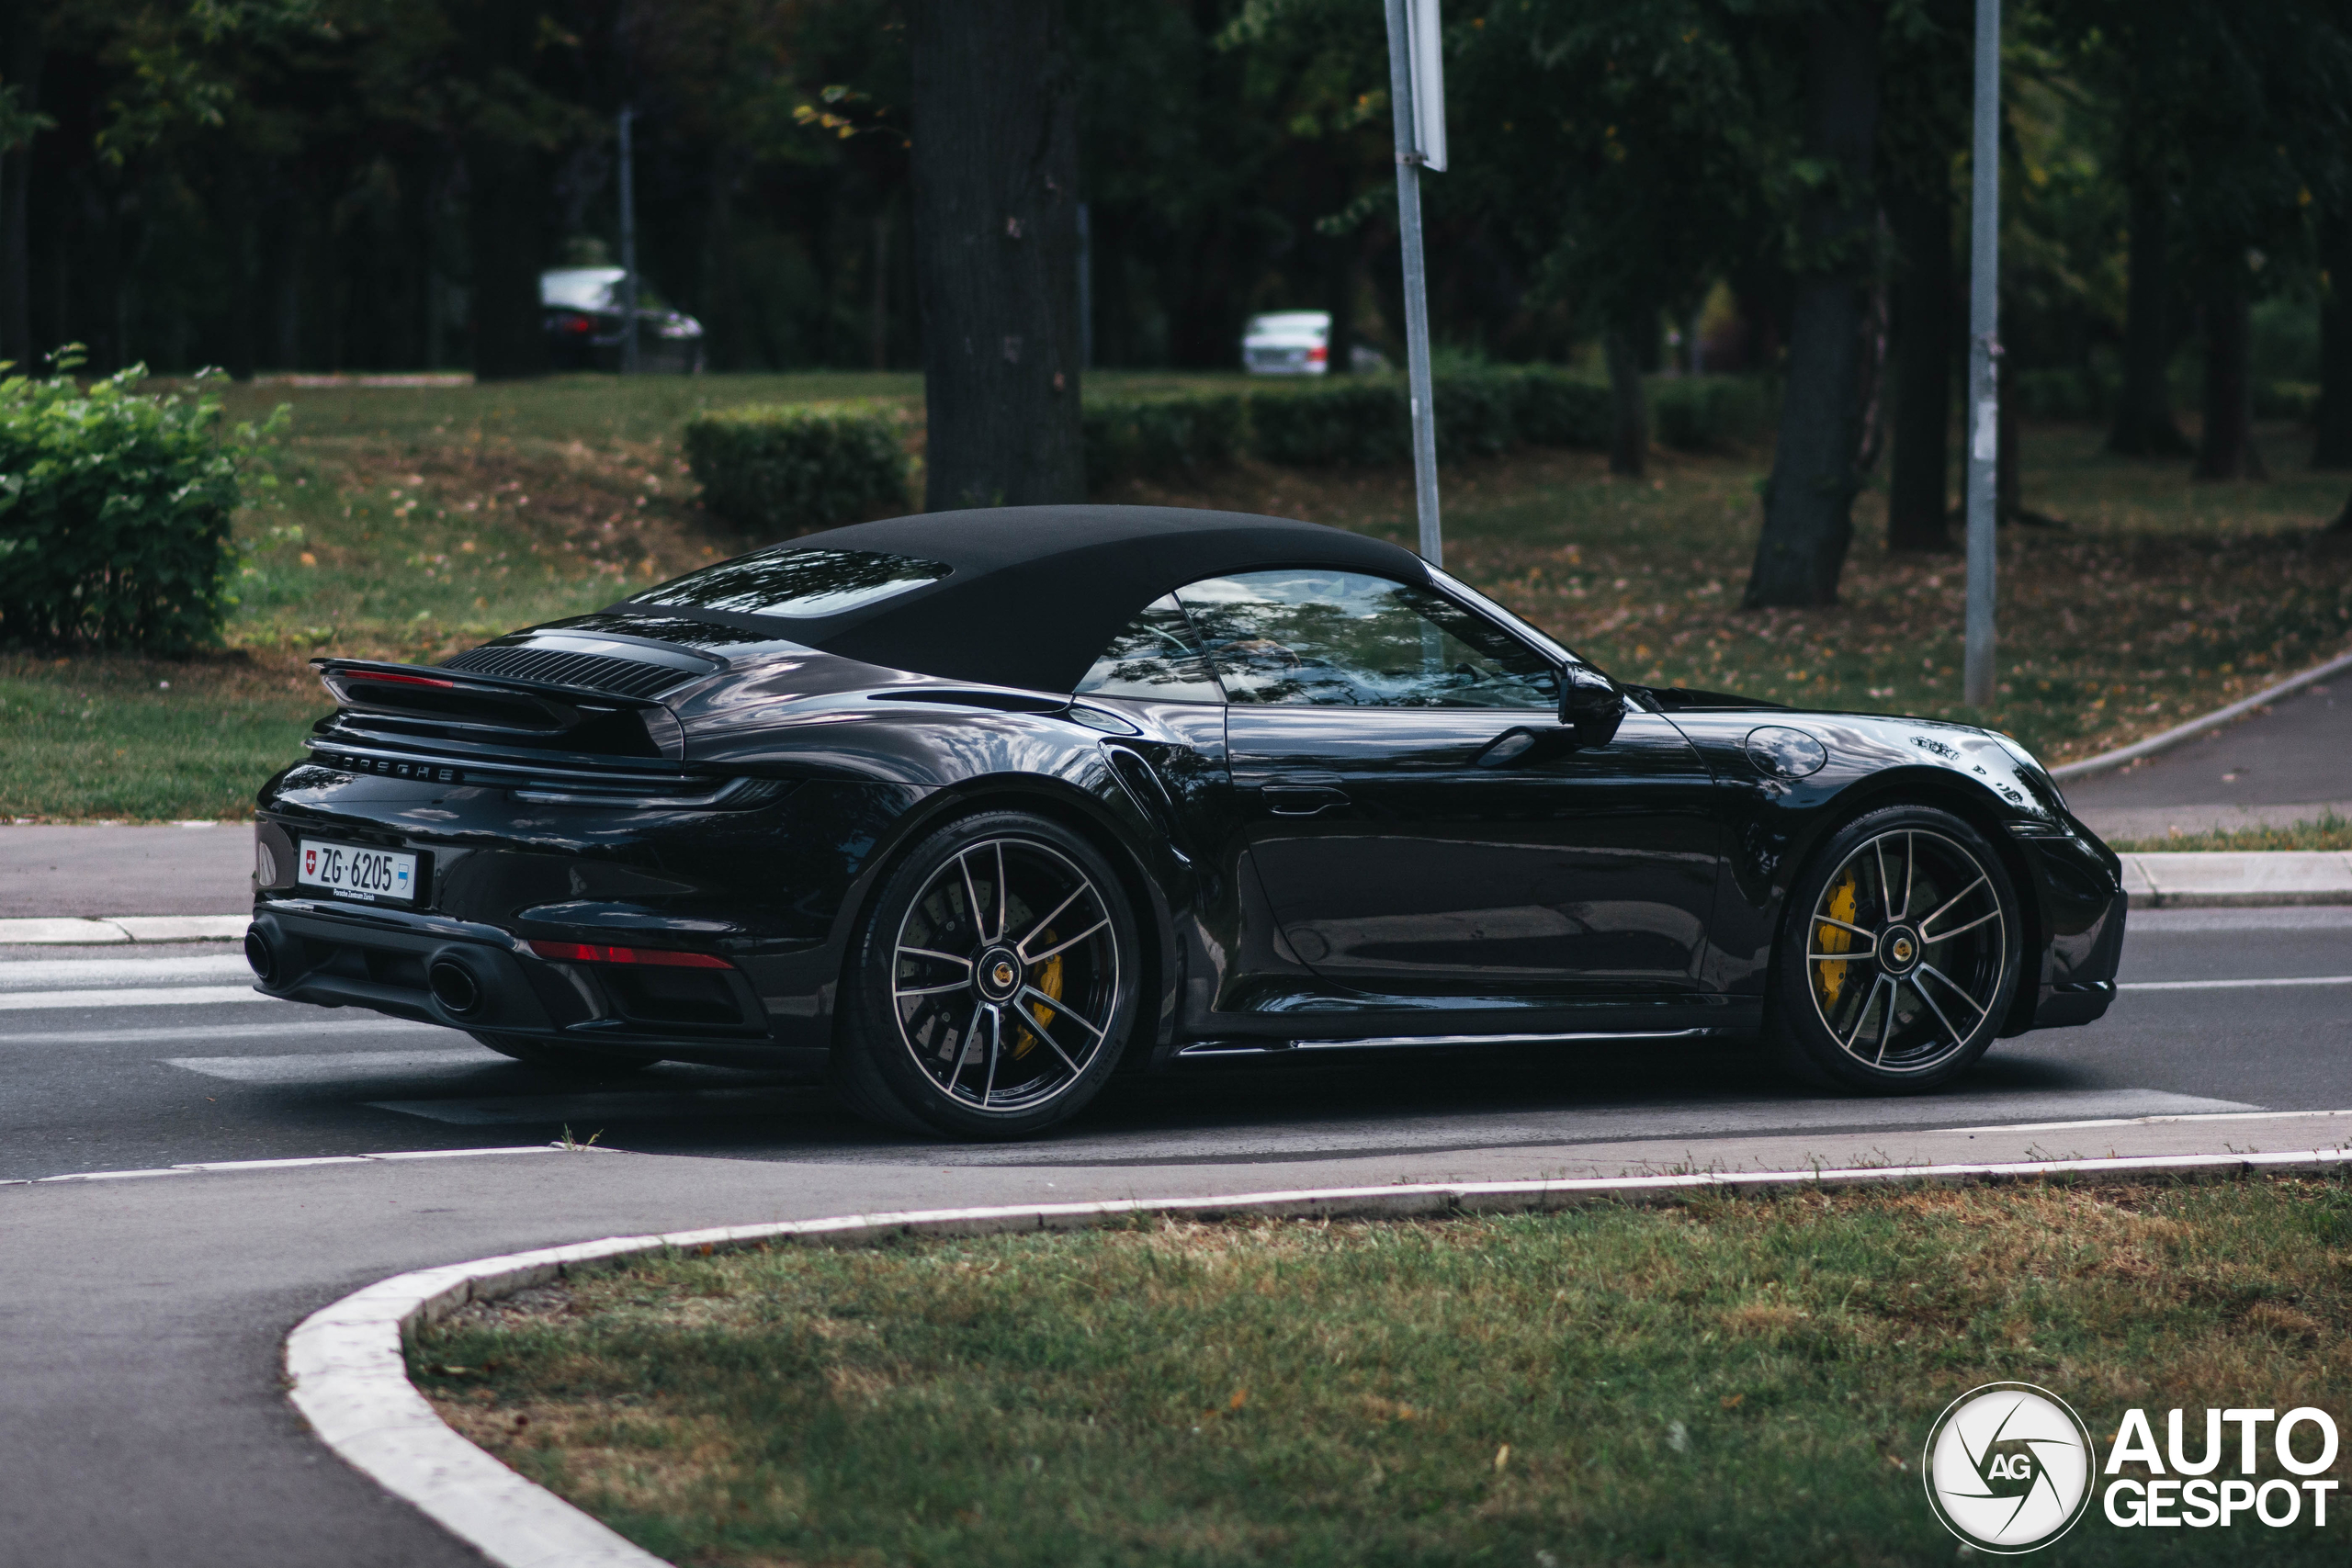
[297,840,421,905]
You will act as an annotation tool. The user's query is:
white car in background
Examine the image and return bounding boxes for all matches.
[1240,310,1387,376]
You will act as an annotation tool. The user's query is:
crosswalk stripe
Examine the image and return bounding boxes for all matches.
[0,1018,444,1048]
[0,986,272,1011]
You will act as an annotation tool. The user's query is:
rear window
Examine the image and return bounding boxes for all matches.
[630,547,950,620]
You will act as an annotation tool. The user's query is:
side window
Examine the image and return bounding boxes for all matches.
[1174,570,1559,709]
[1073,595,1226,702]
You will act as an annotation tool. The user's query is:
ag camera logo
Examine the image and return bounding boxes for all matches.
[1922,1382,2096,1552]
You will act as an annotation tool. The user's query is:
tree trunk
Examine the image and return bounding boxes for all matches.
[1603,321,1647,479]
[1744,4,1882,608]
[2193,277,2267,480]
[869,207,890,371]
[909,0,1082,511]
[1324,229,1356,377]
[0,13,42,367]
[464,135,547,381]
[223,164,257,381]
[2313,211,2352,468]
[1885,170,1952,551]
[2107,165,2191,456]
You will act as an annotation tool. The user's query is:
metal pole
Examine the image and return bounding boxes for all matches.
[1384,0,1442,568]
[618,106,640,377]
[1962,0,2000,707]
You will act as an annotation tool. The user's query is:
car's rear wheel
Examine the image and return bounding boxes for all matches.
[1768,805,2022,1093]
[833,810,1139,1139]
[469,1031,662,1073]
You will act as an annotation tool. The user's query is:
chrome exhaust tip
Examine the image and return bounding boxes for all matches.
[427,957,483,1017]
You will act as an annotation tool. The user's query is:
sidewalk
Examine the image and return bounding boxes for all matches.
[2064,666,2349,841]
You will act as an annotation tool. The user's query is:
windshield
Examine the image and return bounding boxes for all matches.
[628,546,951,620]
[541,269,620,310]
[1246,312,1329,337]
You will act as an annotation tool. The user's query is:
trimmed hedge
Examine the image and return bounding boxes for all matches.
[1651,376,1777,452]
[684,402,910,533]
[1502,369,1613,449]
[0,363,276,652]
[1083,392,1248,489]
[1246,367,1614,468]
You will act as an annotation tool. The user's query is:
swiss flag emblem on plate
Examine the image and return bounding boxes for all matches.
[304,849,317,874]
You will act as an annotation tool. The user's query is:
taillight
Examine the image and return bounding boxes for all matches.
[549,310,595,336]
[351,671,456,690]
[527,940,733,969]
[1307,344,1329,364]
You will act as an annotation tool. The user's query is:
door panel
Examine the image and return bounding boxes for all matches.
[1229,707,1722,1000]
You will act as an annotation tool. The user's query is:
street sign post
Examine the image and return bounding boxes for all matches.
[1383,0,1444,567]
[1962,0,2000,706]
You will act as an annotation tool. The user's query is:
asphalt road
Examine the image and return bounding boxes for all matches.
[3,908,2348,1567]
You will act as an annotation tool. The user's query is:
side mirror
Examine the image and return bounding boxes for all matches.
[1558,664,1624,749]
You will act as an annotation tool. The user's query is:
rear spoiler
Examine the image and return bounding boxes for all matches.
[312,658,684,756]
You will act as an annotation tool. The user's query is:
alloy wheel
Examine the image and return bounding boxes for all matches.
[888,836,1123,1114]
[1804,829,2009,1076]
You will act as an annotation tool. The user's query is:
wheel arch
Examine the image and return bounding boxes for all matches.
[821,772,1183,1069]
[1788,771,2046,1037]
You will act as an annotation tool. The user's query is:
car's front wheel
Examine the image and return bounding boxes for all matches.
[833,810,1140,1139]
[1768,805,2023,1093]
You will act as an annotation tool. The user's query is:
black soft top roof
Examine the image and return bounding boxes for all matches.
[610,504,1433,693]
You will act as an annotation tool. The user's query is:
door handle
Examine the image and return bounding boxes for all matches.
[1262,775,1350,816]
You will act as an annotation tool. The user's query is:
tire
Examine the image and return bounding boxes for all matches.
[831,809,1141,1139]
[1766,805,2023,1094]
[469,1031,662,1073]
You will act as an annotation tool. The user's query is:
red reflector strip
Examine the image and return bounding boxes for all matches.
[353,671,457,689]
[527,940,732,969]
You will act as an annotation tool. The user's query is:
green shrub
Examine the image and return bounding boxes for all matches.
[1650,375,1777,451]
[1248,378,1414,466]
[1083,392,1248,490]
[2255,379,2318,422]
[1245,369,1611,468]
[1433,372,1520,459]
[683,402,910,534]
[0,362,277,653]
[2010,367,2115,422]
[1503,368,1613,449]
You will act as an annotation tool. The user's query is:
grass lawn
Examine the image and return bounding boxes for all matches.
[414,1176,2352,1567]
[6,367,2349,818]
[2107,815,2352,855]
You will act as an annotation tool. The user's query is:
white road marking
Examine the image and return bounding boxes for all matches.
[1957,1108,2352,1134]
[0,1018,446,1048]
[364,1087,2251,1152]
[2120,975,2352,991]
[0,986,274,1011]
[167,1049,501,1083]
[0,954,255,988]
[17,1145,582,1185]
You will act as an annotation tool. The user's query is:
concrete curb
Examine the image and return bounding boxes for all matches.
[287,1148,2352,1568]
[2121,852,2352,908]
[2051,646,2352,782]
[0,915,248,945]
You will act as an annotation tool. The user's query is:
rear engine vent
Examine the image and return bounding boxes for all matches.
[443,644,697,699]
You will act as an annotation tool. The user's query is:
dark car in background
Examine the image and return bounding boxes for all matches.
[243,505,2125,1142]
[540,267,707,374]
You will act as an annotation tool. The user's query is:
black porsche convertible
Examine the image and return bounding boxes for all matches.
[247,505,2125,1137]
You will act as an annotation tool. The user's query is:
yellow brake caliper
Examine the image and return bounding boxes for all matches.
[1815,871,1858,1008]
[1014,950,1064,1059]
